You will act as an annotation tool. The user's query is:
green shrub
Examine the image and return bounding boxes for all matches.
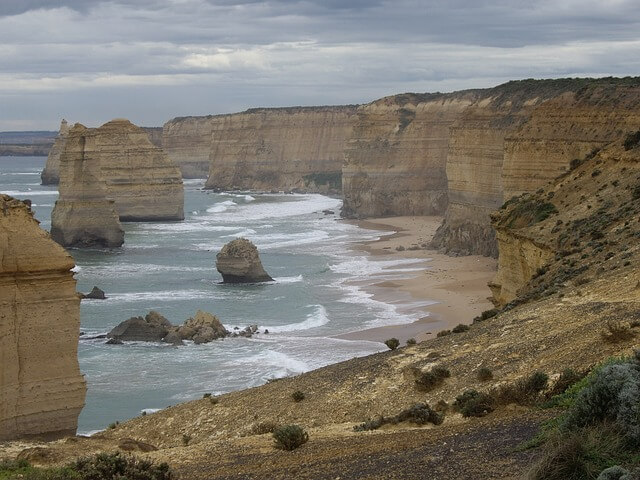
[436,329,451,337]
[623,130,640,151]
[477,367,493,381]
[406,338,417,346]
[547,369,585,398]
[494,371,549,405]
[272,425,309,450]
[454,390,495,417]
[181,434,191,446]
[474,309,499,323]
[72,452,173,480]
[202,393,211,398]
[415,366,450,392]
[384,338,400,350]
[291,390,305,402]
[452,324,470,333]
[353,403,443,432]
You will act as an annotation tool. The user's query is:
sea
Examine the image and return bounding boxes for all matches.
[0,156,433,434]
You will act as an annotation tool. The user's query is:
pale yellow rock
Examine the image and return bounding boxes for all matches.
[162,115,217,178]
[40,119,69,185]
[51,123,125,248]
[0,194,86,440]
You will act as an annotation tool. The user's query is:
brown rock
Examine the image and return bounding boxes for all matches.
[40,119,69,185]
[107,311,173,342]
[82,286,106,299]
[216,238,273,283]
[0,194,86,441]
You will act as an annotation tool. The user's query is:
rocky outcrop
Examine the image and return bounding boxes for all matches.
[107,311,172,342]
[489,135,640,306]
[50,123,125,248]
[162,116,217,178]
[216,238,273,283]
[40,119,69,185]
[96,119,183,221]
[142,127,163,148]
[342,93,478,217]
[172,310,228,344]
[0,194,86,440]
[81,286,106,299]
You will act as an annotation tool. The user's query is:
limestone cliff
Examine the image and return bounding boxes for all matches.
[342,93,478,217]
[162,115,220,178]
[490,135,640,306]
[50,123,125,248]
[0,194,86,440]
[204,107,356,193]
[40,119,69,185]
[142,127,163,149]
[95,119,183,221]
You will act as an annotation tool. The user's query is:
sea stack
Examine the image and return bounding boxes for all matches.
[50,123,125,248]
[97,119,184,221]
[0,194,86,440]
[216,238,274,283]
[40,119,69,185]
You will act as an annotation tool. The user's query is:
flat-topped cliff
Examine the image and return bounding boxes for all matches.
[40,119,69,185]
[0,194,86,440]
[50,123,124,248]
[342,93,479,218]
[164,106,357,186]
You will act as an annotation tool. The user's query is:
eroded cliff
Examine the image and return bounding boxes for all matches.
[50,123,125,248]
[342,93,478,217]
[40,119,69,185]
[0,194,86,440]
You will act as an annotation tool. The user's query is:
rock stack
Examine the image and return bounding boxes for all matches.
[40,119,69,185]
[216,238,274,283]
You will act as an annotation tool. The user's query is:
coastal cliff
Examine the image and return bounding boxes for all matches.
[40,119,69,185]
[162,116,216,178]
[342,93,479,217]
[50,123,124,248]
[0,194,86,440]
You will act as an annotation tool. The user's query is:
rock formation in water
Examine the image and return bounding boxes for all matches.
[172,310,229,344]
[50,123,125,248]
[95,119,183,221]
[216,238,273,283]
[0,194,86,440]
[107,311,173,342]
[81,286,107,299]
[40,119,69,185]
[163,106,356,187]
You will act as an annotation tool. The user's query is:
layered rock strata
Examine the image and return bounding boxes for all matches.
[162,115,217,178]
[96,119,183,221]
[40,119,69,185]
[0,194,86,440]
[50,124,125,248]
[216,238,273,283]
[342,93,478,217]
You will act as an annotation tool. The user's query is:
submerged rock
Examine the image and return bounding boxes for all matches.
[107,311,172,342]
[81,286,106,299]
[216,238,274,283]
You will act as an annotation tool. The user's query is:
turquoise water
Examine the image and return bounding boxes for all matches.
[0,157,432,433]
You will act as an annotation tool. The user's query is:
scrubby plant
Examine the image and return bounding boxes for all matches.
[107,421,119,430]
[436,329,452,337]
[406,338,417,346]
[384,338,400,350]
[74,452,172,480]
[415,366,450,392]
[474,308,499,323]
[202,393,211,398]
[454,390,495,417]
[209,396,219,405]
[494,371,549,405]
[353,403,443,432]
[452,323,470,333]
[181,434,191,446]
[602,320,635,343]
[291,390,305,402]
[272,425,309,450]
[477,367,494,381]
[623,130,640,151]
[547,369,585,398]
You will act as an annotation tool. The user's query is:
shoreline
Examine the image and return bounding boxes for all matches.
[337,216,497,344]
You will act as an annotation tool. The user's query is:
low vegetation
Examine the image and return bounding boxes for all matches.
[291,390,305,402]
[272,425,309,451]
[384,338,400,350]
[453,390,495,418]
[414,366,451,392]
[354,403,443,432]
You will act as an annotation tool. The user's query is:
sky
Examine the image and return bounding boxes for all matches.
[1,0,640,130]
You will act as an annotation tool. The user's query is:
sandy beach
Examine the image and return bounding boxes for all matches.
[338,216,497,344]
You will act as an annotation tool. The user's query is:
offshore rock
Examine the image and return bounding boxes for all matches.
[107,311,173,342]
[50,123,125,248]
[216,238,273,283]
[171,310,229,344]
[41,119,69,185]
[81,286,106,299]
[0,194,86,440]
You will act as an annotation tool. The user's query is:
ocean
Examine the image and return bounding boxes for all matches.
[0,156,432,433]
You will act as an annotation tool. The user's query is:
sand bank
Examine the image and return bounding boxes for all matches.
[338,216,497,344]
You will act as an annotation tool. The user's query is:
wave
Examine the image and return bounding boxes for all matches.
[104,290,215,303]
[0,190,58,196]
[274,275,303,284]
[267,305,329,333]
[206,200,236,213]
[234,349,310,376]
[79,263,210,276]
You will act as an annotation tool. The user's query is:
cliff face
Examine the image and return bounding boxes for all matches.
[204,107,356,193]
[490,135,640,306]
[162,116,218,178]
[50,124,125,248]
[342,94,478,217]
[96,119,184,221]
[40,119,69,185]
[0,194,86,440]
[142,127,163,148]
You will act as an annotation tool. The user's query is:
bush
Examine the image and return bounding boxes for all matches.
[353,403,443,432]
[406,338,417,346]
[623,130,640,151]
[415,366,450,392]
[384,338,400,350]
[547,369,585,398]
[494,371,549,405]
[72,452,173,480]
[454,390,495,418]
[181,434,191,446]
[452,323,470,333]
[602,320,635,343]
[291,390,305,402]
[272,425,309,451]
[477,367,493,381]
[474,309,499,323]
[436,329,452,337]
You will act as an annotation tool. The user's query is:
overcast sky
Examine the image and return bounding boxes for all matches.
[1,0,639,130]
